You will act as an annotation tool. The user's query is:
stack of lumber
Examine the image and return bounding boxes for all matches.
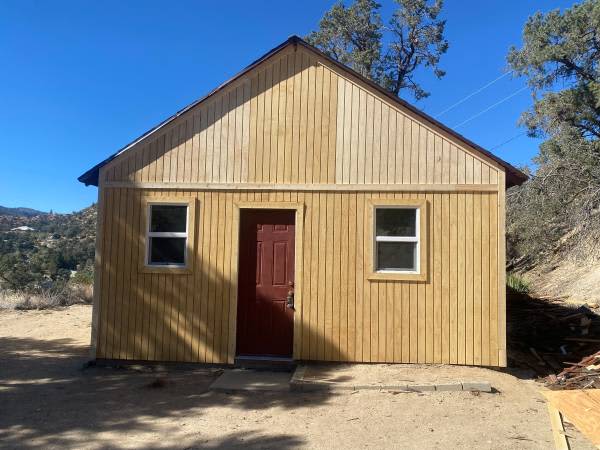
[546,350,600,390]
[507,289,600,377]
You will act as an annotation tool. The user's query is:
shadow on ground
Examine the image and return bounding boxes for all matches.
[148,431,304,450]
[0,337,333,449]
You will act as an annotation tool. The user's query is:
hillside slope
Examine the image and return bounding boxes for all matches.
[0,205,96,290]
[0,206,47,217]
[524,257,600,306]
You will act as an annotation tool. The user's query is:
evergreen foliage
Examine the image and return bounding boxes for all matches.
[0,205,96,291]
[507,0,600,267]
[306,0,448,99]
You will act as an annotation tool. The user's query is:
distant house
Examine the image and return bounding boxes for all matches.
[79,36,527,367]
[11,226,35,232]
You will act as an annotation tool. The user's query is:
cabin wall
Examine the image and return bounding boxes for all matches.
[94,186,505,366]
[101,46,501,187]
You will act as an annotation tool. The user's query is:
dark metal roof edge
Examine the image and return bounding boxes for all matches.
[79,34,528,188]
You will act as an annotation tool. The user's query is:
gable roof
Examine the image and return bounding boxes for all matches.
[78,35,528,188]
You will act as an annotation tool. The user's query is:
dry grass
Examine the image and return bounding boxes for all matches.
[507,273,530,294]
[526,257,600,306]
[0,283,93,310]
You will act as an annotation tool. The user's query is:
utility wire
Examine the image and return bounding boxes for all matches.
[453,85,529,129]
[489,131,528,151]
[435,71,513,118]
[487,79,581,150]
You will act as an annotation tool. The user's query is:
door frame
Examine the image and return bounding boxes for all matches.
[231,201,305,362]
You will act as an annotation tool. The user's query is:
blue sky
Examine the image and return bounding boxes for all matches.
[0,0,576,213]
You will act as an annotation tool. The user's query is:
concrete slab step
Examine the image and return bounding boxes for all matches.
[290,365,492,393]
[234,356,296,372]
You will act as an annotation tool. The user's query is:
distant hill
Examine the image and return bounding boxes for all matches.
[0,206,47,217]
[0,204,97,290]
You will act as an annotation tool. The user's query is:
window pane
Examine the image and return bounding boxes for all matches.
[376,208,416,237]
[150,205,187,233]
[377,242,416,271]
[149,237,186,265]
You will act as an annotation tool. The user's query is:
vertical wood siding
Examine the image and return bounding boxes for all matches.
[102,47,500,186]
[93,44,508,366]
[96,188,502,366]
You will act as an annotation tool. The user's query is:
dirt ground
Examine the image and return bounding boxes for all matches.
[0,306,595,449]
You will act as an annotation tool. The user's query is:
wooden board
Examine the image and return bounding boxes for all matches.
[547,403,570,450]
[544,389,600,447]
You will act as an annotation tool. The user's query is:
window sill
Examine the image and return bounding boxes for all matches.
[139,265,192,275]
[367,271,428,282]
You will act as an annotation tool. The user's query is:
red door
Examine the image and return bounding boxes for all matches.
[236,210,295,357]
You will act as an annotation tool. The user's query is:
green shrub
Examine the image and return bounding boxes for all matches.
[507,273,530,294]
[71,266,94,285]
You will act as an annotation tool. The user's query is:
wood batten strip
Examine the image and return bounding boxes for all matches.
[102,181,499,193]
[90,187,105,358]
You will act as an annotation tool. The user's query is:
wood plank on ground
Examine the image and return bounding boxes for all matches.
[544,389,600,448]
[546,403,570,450]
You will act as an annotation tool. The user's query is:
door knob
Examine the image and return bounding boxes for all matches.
[286,290,295,309]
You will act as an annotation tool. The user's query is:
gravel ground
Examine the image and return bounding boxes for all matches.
[0,305,594,449]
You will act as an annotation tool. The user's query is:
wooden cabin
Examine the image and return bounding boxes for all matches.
[79,36,527,367]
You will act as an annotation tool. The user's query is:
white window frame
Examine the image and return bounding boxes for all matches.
[146,202,189,268]
[374,206,420,274]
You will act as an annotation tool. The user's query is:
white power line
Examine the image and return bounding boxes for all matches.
[490,131,528,151]
[453,86,529,129]
[435,71,513,118]
[486,79,579,150]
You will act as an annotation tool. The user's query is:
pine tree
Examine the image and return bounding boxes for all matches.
[307,0,448,100]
